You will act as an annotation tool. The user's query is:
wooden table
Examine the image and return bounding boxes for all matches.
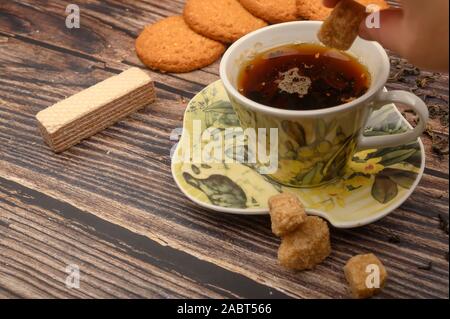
[0,0,448,299]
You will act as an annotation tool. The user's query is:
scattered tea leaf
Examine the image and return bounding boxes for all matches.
[417,261,433,271]
[388,55,448,131]
[432,138,449,157]
[425,127,449,159]
[403,67,421,76]
[416,75,434,88]
[438,214,449,235]
[428,104,449,127]
[388,234,401,244]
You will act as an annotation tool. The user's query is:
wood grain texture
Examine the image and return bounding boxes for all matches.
[0,0,448,299]
[1,178,220,299]
[0,176,288,298]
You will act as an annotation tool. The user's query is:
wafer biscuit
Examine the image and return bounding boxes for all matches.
[318,0,366,50]
[36,67,155,153]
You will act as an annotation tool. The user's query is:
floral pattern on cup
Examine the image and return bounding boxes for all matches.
[172,81,424,226]
[230,91,367,187]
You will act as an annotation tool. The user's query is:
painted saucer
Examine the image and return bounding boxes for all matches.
[171,80,425,228]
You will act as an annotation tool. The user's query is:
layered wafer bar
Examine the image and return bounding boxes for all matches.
[36,67,155,153]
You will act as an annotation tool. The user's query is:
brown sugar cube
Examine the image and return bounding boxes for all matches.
[318,0,367,50]
[268,193,307,237]
[344,253,388,299]
[36,67,155,153]
[278,216,331,270]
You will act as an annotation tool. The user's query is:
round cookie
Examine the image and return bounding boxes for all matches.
[296,0,388,21]
[239,0,299,24]
[184,0,268,43]
[296,0,332,20]
[135,16,226,73]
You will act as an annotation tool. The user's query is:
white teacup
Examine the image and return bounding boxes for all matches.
[220,21,429,188]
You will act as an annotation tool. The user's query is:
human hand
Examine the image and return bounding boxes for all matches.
[324,0,449,72]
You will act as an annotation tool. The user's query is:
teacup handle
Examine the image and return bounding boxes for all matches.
[357,90,429,149]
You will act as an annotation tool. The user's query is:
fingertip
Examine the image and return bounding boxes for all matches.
[358,20,372,40]
[357,9,406,51]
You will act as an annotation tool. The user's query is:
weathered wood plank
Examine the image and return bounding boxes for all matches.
[1,159,448,298]
[2,0,447,136]
[0,286,20,299]
[0,0,219,87]
[1,0,447,139]
[0,114,448,298]
[0,28,448,298]
[0,176,291,298]
[0,35,447,173]
[0,183,217,298]
[0,0,448,299]
[387,53,449,139]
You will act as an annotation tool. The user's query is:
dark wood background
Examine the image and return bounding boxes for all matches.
[0,0,448,299]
